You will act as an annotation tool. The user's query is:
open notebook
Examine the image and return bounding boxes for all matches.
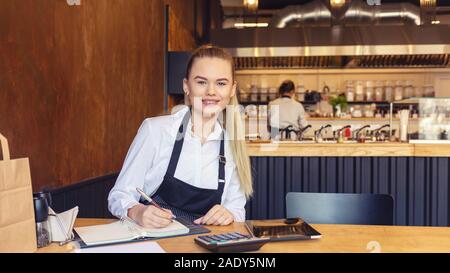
[74,216,189,246]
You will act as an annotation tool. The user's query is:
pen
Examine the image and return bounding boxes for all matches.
[136,187,176,219]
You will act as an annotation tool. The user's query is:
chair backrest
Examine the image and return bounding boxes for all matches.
[286,192,394,225]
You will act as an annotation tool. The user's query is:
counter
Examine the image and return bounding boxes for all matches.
[246,142,450,157]
[245,141,450,227]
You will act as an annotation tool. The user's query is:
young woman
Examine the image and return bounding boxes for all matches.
[108,45,252,228]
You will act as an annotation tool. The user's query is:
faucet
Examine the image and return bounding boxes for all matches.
[334,125,351,143]
[353,125,371,143]
[298,125,312,141]
[371,124,390,142]
[315,124,332,143]
[279,125,296,141]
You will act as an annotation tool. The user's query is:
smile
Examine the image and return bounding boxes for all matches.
[202,99,220,105]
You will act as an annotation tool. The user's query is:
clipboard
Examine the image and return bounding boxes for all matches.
[74,216,210,249]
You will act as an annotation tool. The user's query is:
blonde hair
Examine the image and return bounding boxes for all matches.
[185,45,253,198]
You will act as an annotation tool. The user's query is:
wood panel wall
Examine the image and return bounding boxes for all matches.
[0,0,199,191]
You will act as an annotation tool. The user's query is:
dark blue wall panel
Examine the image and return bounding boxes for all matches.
[50,157,450,227]
[246,157,450,226]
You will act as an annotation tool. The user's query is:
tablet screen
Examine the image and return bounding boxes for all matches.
[245,218,321,241]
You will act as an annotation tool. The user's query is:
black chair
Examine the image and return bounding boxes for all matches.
[286,192,394,225]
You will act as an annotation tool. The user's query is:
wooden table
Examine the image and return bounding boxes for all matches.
[37,218,450,253]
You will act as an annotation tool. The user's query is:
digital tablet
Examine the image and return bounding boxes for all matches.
[245,218,322,242]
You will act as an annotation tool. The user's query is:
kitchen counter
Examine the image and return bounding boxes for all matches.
[246,141,450,157]
[245,140,450,226]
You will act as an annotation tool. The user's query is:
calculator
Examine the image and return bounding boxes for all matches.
[194,232,270,253]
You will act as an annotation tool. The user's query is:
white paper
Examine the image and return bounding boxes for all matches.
[74,241,166,253]
[49,206,79,242]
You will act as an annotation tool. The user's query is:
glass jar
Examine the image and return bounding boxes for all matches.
[345,80,355,102]
[239,88,249,102]
[424,84,435,97]
[374,80,384,102]
[355,81,365,101]
[259,87,268,102]
[394,80,404,101]
[268,87,277,101]
[365,81,374,101]
[352,105,363,118]
[385,80,394,102]
[250,84,258,101]
[404,80,414,99]
[414,86,424,98]
[245,104,258,118]
[295,84,305,102]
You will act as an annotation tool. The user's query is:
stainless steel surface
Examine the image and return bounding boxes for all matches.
[211,24,450,57]
[271,0,422,28]
[271,0,332,28]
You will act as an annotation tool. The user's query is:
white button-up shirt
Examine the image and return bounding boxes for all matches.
[268,97,308,130]
[108,107,246,221]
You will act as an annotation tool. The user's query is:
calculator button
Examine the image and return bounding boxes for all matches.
[215,234,229,240]
[210,235,223,241]
[198,236,208,241]
[221,234,236,240]
[231,232,246,238]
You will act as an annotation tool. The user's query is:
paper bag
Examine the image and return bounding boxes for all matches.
[0,133,37,252]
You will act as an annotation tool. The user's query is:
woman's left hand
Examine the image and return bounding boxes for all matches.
[193,205,234,226]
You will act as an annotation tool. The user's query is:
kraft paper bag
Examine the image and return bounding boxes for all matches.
[0,133,37,253]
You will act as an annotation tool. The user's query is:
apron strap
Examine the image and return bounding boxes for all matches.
[166,110,191,177]
[218,132,225,183]
[166,110,226,185]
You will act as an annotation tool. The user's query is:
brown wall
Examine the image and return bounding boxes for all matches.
[0,0,198,191]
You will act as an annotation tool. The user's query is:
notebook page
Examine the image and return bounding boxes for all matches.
[123,216,190,237]
[74,221,138,246]
[140,220,189,237]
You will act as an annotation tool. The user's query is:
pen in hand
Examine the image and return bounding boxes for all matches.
[135,187,176,219]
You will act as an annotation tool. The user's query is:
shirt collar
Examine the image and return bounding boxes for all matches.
[187,118,223,141]
[175,106,223,141]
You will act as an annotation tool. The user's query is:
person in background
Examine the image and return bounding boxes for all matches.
[315,91,334,117]
[268,80,308,139]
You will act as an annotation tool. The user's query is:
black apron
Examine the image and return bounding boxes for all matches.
[140,110,226,222]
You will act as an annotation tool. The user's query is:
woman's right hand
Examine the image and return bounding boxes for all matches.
[128,204,173,228]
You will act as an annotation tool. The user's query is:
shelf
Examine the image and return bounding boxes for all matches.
[239,100,421,106]
[245,116,420,121]
[239,100,316,105]
[235,67,450,75]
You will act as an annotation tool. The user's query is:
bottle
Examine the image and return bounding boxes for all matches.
[394,80,404,101]
[385,80,394,102]
[33,196,51,248]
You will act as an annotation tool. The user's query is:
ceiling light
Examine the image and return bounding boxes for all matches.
[234,22,268,28]
[431,20,440,24]
[243,0,258,11]
[420,0,437,8]
[330,0,346,8]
